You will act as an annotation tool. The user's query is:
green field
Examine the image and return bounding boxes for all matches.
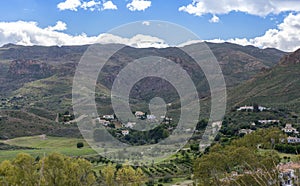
[0,135,97,161]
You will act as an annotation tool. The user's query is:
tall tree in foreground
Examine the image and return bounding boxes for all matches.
[0,153,39,185]
[102,163,116,186]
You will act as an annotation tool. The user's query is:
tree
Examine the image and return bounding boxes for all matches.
[193,128,282,185]
[77,142,84,148]
[196,119,208,130]
[116,165,136,186]
[116,165,147,186]
[134,167,148,185]
[0,153,96,186]
[102,163,116,186]
[0,153,39,185]
[253,103,259,112]
[41,153,96,186]
[0,160,15,185]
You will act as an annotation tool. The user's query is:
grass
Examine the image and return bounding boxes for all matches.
[228,63,300,113]
[0,135,97,162]
[258,149,299,162]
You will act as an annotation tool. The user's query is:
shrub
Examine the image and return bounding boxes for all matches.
[77,142,84,148]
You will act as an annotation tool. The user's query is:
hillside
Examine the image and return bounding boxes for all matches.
[229,48,300,113]
[0,43,287,138]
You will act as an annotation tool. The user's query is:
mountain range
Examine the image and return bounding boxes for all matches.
[0,42,295,139]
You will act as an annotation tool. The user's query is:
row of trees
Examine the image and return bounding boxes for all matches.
[0,153,148,186]
[0,153,95,185]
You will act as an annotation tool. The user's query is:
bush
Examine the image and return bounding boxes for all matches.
[77,142,84,148]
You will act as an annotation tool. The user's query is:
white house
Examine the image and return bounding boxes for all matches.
[279,169,296,186]
[147,115,156,120]
[287,136,300,144]
[135,111,145,119]
[96,118,110,126]
[123,122,136,129]
[282,124,299,134]
[237,105,268,111]
[258,120,280,124]
[121,130,129,136]
[237,106,254,111]
[102,115,114,120]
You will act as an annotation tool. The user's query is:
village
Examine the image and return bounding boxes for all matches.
[233,105,300,185]
[58,110,174,138]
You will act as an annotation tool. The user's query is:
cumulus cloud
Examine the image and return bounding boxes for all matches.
[81,0,101,11]
[249,13,300,51]
[209,15,219,23]
[178,13,300,51]
[102,1,117,10]
[2,13,300,51]
[179,0,300,17]
[57,0,81,11]
[0,21,168,48]
[127,0,151,11]
[57,0,116,11]
[46,21,67,31]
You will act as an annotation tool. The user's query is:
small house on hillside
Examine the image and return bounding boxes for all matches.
[135,111,145,119]
[287,136,300,144]
[282,124,299,134]
[147,114,156,121]
[102,115,114,120]
[237,105,268,112]
[279,169,295,186]
[96,118,110,126]
[123,122,136,129]
[121,130,129,136]
[258,120,280,124]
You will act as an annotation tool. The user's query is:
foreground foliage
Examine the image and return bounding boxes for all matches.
[193,128,285,185]
[0,153,96,186]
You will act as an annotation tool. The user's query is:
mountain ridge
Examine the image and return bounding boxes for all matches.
[228,48,300,113]
[0,42,288,138]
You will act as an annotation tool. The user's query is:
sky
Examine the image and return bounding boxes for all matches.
[0,0,300,51]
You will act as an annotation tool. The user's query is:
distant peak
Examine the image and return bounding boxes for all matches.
[279,48,300,65]
[1,43,18,48]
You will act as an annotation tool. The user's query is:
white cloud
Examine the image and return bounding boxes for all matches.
[125,34,168,48]
[46,21,67,31]
[142,21,150,26]
[81,0,101,11]
[127,0,151,11]
[179,0,300,17]
[209,15,219,23]
[57,0,116,11]
[102,1,117,10]
[57,0,81,11]
[178,13,300,52]
[0,21,168,48]
[2,13,300,51]
[249,13,300,51]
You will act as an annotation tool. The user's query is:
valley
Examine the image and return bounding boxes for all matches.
[1,42,300,185]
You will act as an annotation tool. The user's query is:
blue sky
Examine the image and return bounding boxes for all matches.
[0,0,300,51]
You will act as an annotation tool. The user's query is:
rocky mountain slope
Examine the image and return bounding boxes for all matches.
[0,42,287,138]
[229,48,300,112]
